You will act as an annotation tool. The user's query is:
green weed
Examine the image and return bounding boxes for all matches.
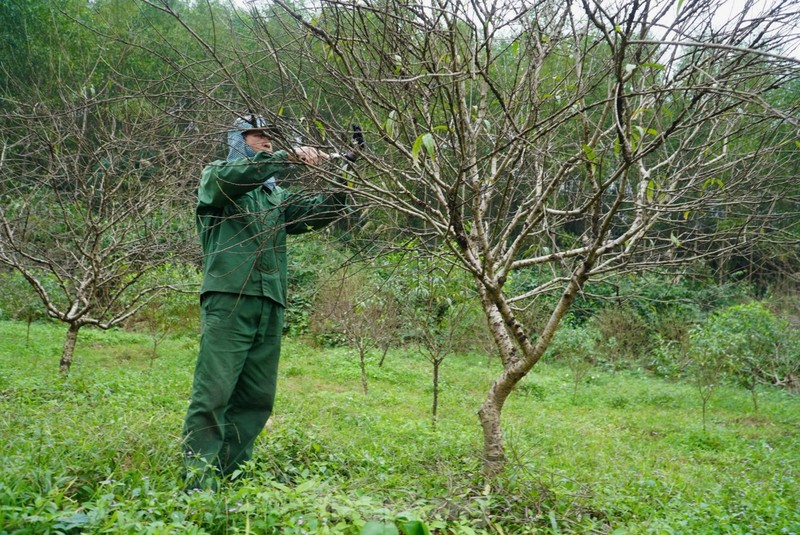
[0,320,798,533]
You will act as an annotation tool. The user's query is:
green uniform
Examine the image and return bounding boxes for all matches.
[183,149,345,483]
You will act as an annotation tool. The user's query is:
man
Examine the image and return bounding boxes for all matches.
[183,115,345,489]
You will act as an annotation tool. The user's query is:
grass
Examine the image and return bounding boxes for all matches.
[0,320,798,534]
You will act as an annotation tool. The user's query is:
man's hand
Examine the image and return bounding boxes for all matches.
[291,146,330,165]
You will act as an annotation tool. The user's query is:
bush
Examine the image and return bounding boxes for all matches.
[704,302,799,404]
[686,319,736,430]
[589,306,651,370]
[647,334,692,379]
[0,269,62,324]
[124,263,201,352]
[0,270,44,323]
[286,236,349,337]
[644,308,695,378]
[546,325,598,400]
[650,307,694,346]
[377,250,492,353]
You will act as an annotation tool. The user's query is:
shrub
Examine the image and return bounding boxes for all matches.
[647,334,692,379]
[309,266,402,394]
[286,236,349,337]
[126,264,201,363]
[0,269,67,346]
[645,309,695,378]
[686,320,736,431]
[701,302,799,407]
[546,325,598,401]
[0,270,48,323]
[682,300,799,428]
[589,306,651,370]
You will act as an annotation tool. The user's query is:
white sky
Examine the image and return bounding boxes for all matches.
[229,0,799,60]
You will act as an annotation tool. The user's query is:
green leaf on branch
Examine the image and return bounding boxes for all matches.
[412,133,435,167]
[385,110,396,139]
[703,177,724,190]
[582,144,597,162]
[411,134,423,167]
[646,180,656,202]
[422,133,435,159]
[314,120,327,139]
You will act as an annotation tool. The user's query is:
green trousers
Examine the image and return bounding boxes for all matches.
[183,292,284,480]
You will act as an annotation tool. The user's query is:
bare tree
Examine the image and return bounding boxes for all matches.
[126,0,800,479]
[0,91,200,372]
[310,267,397,395]
[414,291,478,424]
[392,254,486,422]
[262,0,800,478]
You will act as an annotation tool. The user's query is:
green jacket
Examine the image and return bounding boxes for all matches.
[197,150,345,307]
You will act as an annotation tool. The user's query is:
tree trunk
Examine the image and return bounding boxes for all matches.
[358,344,368,395]
[478,392,507,480]
[476,262,592,480]
[59,322,81,373]
[432,358,440,424]
[150,337,160,367]
[378,344,389,367]
[701,393,709,433]
[478,366,525,479]
[573,373,581,403]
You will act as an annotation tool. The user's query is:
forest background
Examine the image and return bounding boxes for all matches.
[1,0,799,533]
